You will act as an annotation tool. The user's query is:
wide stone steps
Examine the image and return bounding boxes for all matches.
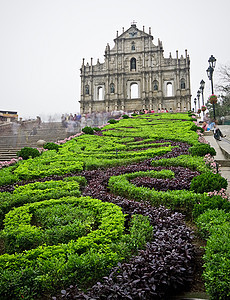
[0,149,20,161]
[0,122,72,161]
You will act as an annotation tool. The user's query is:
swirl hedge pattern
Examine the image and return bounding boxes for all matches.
[0,113,229,300]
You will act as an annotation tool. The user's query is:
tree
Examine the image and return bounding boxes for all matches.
[216,64,230,94]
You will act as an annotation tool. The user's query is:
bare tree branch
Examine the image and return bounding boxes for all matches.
[216,64,230,94]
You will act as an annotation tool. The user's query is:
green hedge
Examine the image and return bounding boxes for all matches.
[190,173,228,193]
[108,170,199,217]
[0,177,86,226]
[0,196,152,299]
[196,210,230,299]
[0,166,19,186]
[189,143,216,157]
[17,147,40,160]
[151,154,211,173]
[13,152,84,180]
[108,170,230,220]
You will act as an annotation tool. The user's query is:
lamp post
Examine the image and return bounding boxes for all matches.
[197,90,201,115]
[194,98,197,113]
[200,79,205,120]
[206,55,217,119]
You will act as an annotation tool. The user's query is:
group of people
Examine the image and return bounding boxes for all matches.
[61,108,183,138]
[138,108,174,114]
[201,120,226,141]
[61,112,120,138]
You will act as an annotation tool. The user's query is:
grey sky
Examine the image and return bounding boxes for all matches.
[0,0,229,120]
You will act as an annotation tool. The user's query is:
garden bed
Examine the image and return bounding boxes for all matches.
[0,112,229,300]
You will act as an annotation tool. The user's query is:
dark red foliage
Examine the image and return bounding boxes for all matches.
[130,166,199,191]
[53,205,194,299]
[51,142,195,299]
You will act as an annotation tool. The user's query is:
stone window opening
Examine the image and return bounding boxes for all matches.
[130,82,139,99]
[153,81,158,91]
[85,85,89,95]
[166,82,173,97]
[130,57,136,71]
[131,42,135,51]
[180,79,186,89]
[110,83,115,93]
[97,86,103,100]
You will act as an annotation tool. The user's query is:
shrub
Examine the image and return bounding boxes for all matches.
[190,172,228,193]
[203,224,230,300]
[17,147,40,160]
[92,127,101,131]
[0,166,19,186]
[192,195,230,220]
[122,114,129,119]
[108,172,202,218]
[43,142,59,152]
[108,119,118,124]
[82,126,94,135]
[0,177,85,226]
[1,200,106,253]
[196,209,230,238]
[151,154,210,173]
[190,123,199,131]
[196,210,230,299]
[189,144,216,157]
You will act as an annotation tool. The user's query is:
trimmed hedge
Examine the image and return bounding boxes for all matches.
[0,177,86,226]
[0,196,153,299]
[43,142,59,151]
[190,172,228,193]
[17,147,40,160]
[189,143,216,157]
[196,210,230,299]
[151,154,211,173]
[108,169,230,220]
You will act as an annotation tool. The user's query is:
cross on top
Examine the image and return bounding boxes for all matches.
[131,20,137,26]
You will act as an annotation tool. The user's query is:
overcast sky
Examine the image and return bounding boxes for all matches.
[0,0,229,121]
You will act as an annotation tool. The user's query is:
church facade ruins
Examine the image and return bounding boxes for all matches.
[79,23,191,114]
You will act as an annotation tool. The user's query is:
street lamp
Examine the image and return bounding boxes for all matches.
[194,98,197,113]
[200,80,205,120]
[197,90,201,110]
[200,80,205,105]
[206,55,217,119]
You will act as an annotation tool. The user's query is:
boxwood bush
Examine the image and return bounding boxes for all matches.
[108,119,118,124]
[189,143,216,157]
[17,147,40,160]
[43,142,59,151]
[190,172,228,193]
[82,126,94,135]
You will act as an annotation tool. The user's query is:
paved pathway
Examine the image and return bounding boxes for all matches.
[203,125,230,196]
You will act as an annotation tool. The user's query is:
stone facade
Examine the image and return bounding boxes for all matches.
[79,23,191,114]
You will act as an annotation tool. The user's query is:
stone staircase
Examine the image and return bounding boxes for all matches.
[203,125,230,167]
[0,122,74,161]
[203,125,230,195]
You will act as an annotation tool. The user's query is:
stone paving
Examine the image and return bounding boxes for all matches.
[204,125,230,196]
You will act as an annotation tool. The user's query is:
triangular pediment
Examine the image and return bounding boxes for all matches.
[115,25,153,41]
